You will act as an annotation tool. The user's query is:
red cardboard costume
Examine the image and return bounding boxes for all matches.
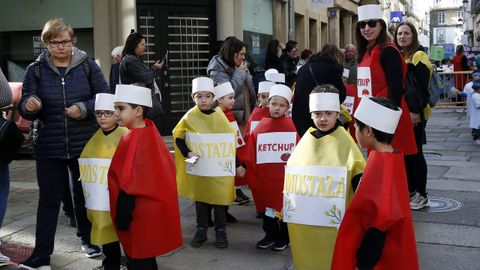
[245,117,299,213]
[223,108,248,186]
[244,107,270,142]
[344,83,357,140]
[108,119,182,258]
[331,151,419,270]
[355,41,417,155]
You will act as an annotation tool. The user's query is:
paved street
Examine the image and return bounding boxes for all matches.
[1,108,479,270]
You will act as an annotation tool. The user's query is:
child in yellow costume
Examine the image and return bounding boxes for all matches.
[173,77,237,249]
[78,93,128,269]
[283,85,366,270]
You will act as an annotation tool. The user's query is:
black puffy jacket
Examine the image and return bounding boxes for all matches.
[18,48,110,160]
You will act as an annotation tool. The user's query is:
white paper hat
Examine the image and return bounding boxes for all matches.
[114,84,152,107]
[309,93,340,112]
[354,97,402,134]
[258,81,276,94]
[358,4,383,21]
[265,68,286,83]
[95,93,115,111]
[214,82,234,101]
[343,68,350,78]
[192,77,214,95]
[269,84,293,104]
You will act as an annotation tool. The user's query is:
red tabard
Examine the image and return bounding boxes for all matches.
[345,83,357,141]
[223,108,248,186]
[331,151,419,270]
[244,107,270,142]
[244,117,299,212]
[354,41,417,155]
[108,120,183,259]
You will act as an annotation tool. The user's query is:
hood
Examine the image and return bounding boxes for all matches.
[37,47,89,75]
[207,54,234,75]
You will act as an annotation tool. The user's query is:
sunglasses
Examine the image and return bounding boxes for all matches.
[358,20,379,29]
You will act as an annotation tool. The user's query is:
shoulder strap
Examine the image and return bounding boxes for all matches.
[308,63,320,86]
[82,59,91,79]
[33,62,41,81]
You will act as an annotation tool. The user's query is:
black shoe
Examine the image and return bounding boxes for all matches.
[272,241,289,251]
[226,211,238,223]
[237,189,250,200]
[256,212,265,219]
[18,255,51,270]
[215,228,228,248]
[256,237,275,249]
[233,189,249,205]
[190,227,208,248]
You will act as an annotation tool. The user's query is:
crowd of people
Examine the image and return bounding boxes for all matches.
[1,2,468,270]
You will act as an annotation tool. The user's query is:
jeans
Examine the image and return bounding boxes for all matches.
[0,164,10,228]
[32,159,92,259]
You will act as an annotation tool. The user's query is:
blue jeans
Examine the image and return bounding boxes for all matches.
[0,164,10,228]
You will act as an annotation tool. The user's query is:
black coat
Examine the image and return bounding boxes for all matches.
[278,54,297,87]
[292,55,346,136]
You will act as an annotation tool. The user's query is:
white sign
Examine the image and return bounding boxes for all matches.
[250,121,260,134]
[311,0,334,9]
[357,67,372,97]
[231,121,245,147]
[283,165,347,228]
[343,96,355,114]
[78,158,112,211]
[256,132,296,164]
[33,36,47,56]
[186,133,236,177]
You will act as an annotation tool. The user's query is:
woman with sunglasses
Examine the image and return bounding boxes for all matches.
[394,21,432,210]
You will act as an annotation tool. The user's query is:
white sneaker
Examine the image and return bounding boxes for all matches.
[0,251,9,263]
[410,192,429,210]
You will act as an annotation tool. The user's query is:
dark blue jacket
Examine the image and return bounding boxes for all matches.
[18,48,110,160]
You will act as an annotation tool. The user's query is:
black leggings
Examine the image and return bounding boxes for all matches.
[404,121,428,196]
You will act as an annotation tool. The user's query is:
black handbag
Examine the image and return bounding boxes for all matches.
[0,115,25,165]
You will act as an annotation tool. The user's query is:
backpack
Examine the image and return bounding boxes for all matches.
[428,68,441,107]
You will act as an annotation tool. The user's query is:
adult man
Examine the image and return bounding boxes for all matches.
[279,40,298,88]
[109,45,123,92]
[343,44,357,85]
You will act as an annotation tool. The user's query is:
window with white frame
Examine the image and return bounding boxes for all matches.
[438,11,445,24]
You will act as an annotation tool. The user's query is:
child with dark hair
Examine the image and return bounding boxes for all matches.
[331,97,418,270]
[109,85,182,270]
[284,84,365,270]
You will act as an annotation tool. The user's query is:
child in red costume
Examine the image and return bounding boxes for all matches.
[244,81,276,142]
[245,84,299,251]
[331,96,418,270]
[108,85,182,270]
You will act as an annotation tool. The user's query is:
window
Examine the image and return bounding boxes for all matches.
[438,11,445,24]
[458,11,464,20]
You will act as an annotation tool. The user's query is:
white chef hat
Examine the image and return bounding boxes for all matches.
[358,4,383,21]
[343,68,350,78]
[258,81,276,94]
[269,84,293,104]
[192,77,215,96]
[114,84,152,107]
[354,97,402,134]
[265,68,286,83]
[309,92,340,112]
[214,82,234,101]
[94,93,115,111]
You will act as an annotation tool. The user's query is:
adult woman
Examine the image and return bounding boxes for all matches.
[0,68,12,263]
[298,49,313,66]
[119,30,164,126]
[264,39,282,70]
[395,21,432,210]
[18,18,110,269]
[452,45,470,91]
[354,5,417,157]
[207,37,256,128]
[293,44,346,136]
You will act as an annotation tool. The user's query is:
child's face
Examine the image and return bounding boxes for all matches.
[114,102,141,127]
[218,92,235,110]
[268,96,289,118]
[311,111,339,132]
[354,121,374,149]
[193,91,214,110]
[258,92,269,108]
[95,110,117,131]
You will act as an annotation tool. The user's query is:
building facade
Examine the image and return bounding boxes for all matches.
[430,0,464,52]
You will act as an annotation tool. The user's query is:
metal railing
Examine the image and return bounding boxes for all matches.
[435,70,473,109]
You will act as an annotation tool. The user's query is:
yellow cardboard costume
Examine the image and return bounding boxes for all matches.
[286,127,366,270]
[79,127,128,245]
[173,106,236,205]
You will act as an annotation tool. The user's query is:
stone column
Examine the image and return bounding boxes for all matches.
[342,13,353,47]
[216,0,235,41]
[92,0,112,78]
[116,0,137,46]
[328,8,341,47]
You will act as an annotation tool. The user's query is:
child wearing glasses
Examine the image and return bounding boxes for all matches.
[78,93,128,269]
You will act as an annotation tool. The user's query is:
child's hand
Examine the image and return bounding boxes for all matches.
[187,152,197,158]
[236,166,246,178]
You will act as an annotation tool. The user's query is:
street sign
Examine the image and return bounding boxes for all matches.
[390,11,403,23]
[311,0,334,9]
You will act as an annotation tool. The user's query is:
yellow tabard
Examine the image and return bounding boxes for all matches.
[173,107,236,205]
[79,126,128,245]
[286,127,366,270]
